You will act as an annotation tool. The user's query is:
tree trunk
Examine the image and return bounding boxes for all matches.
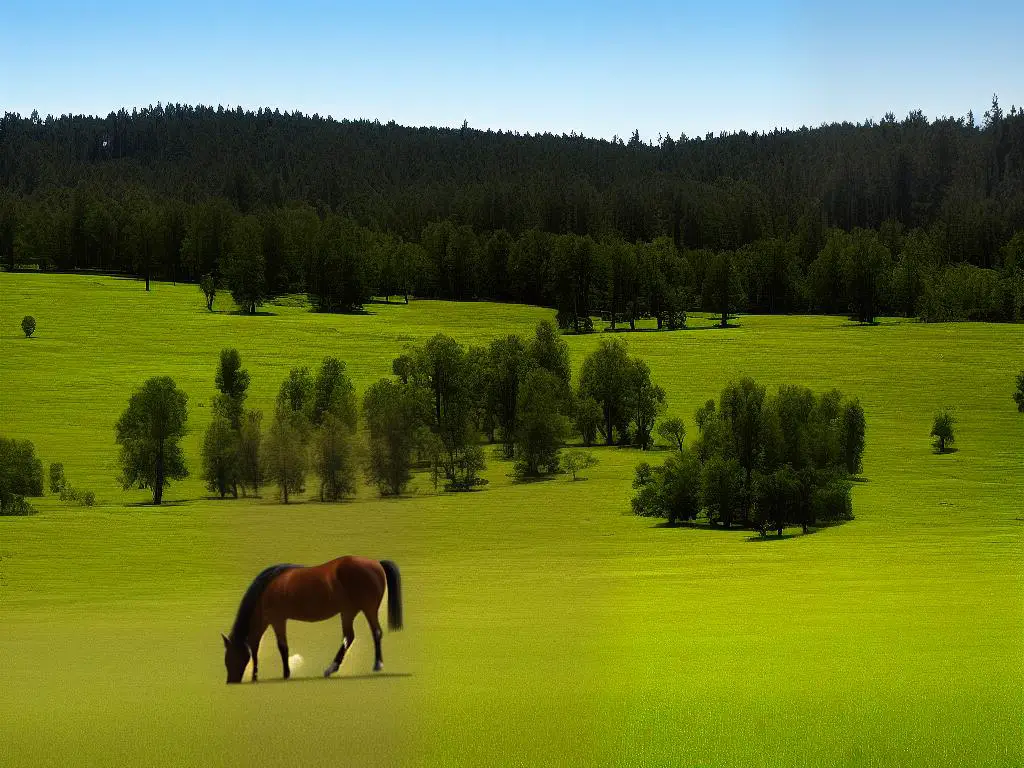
[282,484,289,504]
[154,442,164,504]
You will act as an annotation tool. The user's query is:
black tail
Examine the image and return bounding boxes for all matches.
[380,559,403,631]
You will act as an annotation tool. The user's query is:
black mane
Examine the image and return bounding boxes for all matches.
[228,564,302,646]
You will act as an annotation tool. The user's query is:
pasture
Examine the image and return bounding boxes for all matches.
[1,273,1022,767]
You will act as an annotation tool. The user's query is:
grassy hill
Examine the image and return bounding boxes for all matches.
[1,273,1021,767]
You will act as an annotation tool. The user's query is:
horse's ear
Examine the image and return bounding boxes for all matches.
[221,633,231,649]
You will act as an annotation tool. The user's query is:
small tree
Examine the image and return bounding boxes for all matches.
[1014,370,1024,413]
[237,409,264,496]
[200,273,217,311]
[0,437,45,516]
[263,404,308,503]
[631,451,702,525]
[701,454,745,528]
[48,462,66,495]
[314,413,358,501]
[931,410,956,453]
[363,378,426,496]
[21,316,35,337]
[656,417,686,453]
[114,377,189,504]
[311,357,358,429]
[201,413,240,498]
[214,348,250,428]
[562,449,598,481]
[840,399,866,474]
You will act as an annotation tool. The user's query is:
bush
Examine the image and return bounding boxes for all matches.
[49,462,66,494]
[21,315,36,337]
[931,410,956,453]
[562,449,598,481]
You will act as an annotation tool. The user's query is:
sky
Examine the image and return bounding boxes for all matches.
[2,0,1022,142]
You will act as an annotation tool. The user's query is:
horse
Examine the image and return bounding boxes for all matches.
[221,556,402,684]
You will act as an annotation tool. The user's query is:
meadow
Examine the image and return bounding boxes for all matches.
[1,272,1022,767]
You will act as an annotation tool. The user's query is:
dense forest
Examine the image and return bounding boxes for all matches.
[2,97,1023,322]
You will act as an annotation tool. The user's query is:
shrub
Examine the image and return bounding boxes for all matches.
[21,315,36,337]
[562,450,598,481]
[49,462,66,494]
[931,410,956,453]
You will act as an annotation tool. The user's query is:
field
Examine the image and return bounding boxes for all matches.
[1,273,1022,767]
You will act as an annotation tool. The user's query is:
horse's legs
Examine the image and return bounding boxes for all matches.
[323,612,355,678]
[247,624,266,683]
[273,620,290,680]
[366,610,384,672]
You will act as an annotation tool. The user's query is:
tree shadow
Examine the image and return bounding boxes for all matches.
[746,530,817,542]
[509,475,558,485]
[228,309,278,317]
[123,500,193,508]
[850,476,870,483]
[934,447,960,455]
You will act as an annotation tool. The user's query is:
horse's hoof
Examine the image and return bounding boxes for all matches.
[323,664,337,678]
[373,663,383,672]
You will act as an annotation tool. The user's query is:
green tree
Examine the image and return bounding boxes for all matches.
[277,367,315,427]
[313,414,358,501]
[363,378,427,496]
[311,357,358,429]
[263,403,308,503]
[213,348,250,428]
[578,338,632,445]
[562,449,598,481]
[200,273,217,311]
[931,410,956,453]
[627,358,666,449]
[0,437,45,515]
[752,465,802,536]
[223,215,266,314]
[237,409,264,496]
[514,368,570,478]
[573,396,602,447]
[486,334,531,457]
[48,462,66,495]
[704,250,744,327]
[21,316,35,337]
[114,376,189,504]
[201,413,240,498]
[840,399,866,474]
[631,451,702,525]
[1013,370,1024,412]
[656,417,686,452]
[701,454,745,528]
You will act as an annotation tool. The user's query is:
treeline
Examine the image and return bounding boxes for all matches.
[3,98,1024,321]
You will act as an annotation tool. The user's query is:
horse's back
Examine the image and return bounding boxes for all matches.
[262,557,385,623]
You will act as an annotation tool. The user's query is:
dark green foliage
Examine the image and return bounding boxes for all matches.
[578,338,632,445]
[311,357,358,429]
[1015,370,1024,412]
[223,216,266,314]
[362,378,428,496]
[263,403,308,503]
[514,369,570,478]
[200,273,217,311]
[931,411,956,453]
[573,396,602,447]
[214,348,250,428]
[627,358,666,450]
[21,315,35,337]
[311,215,375,312]
[276,367,315,427]
[201,413,239,498]
[486,334,531,457]
[631,451,702,525]
[0,437,44,515]
[237,410,264,496]
[313,414,358,501]
[633,379,862,532]
[114,376,189,504]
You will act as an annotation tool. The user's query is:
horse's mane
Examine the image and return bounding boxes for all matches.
[229,564,302,646]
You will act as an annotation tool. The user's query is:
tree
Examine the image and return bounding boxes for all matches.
[840,399,866,474]
[313,413,358,501]
[237,409,264,496]
[223,215,266,314]
[626,358,666,449]
[845,228,892,324]
[704,250,744,327]
[363,378,427,495]
[200,273,217,311]
[631,451,702,525]
[486,334,531,457]
[529,320,572,391]
[311,357,357,429]
[562,450,598,481]
[931,410,956,453]
[0,437,44,515]
[578,338,632,445]
[114,376,189,504]
[277,367,315,427]
[514,368,570,478]
[201,413,240,498]
[263,404,308,503]
[574,396,603,447]
[214,348,250,428]
[701,454,745,528]
[1014,370,1024,412]
[48,462,66,495]
[752,465,802,537]
[21,316,35,337]
[656,417,686,452]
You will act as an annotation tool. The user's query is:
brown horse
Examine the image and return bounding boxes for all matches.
[221,556,402,684]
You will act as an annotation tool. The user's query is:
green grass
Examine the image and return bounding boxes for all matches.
[1,273,1022,767]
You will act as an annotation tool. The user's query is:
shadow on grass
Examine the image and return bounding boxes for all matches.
[934,448,960,455]
[260,672,413,685]
[746,530,817,542]
[229,309,278,317]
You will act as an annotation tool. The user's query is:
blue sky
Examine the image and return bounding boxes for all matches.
[2,0,1022,141]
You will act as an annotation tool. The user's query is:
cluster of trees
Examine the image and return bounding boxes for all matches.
[0,437,44,515]
[3,98,1024,322]
[632,379,865,536]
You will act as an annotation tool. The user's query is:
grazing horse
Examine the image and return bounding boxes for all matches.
[221,556,402,684]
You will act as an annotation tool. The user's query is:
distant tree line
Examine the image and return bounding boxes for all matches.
[2,98,1024,322]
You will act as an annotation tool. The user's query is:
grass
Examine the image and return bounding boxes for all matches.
[0,273,1022,767]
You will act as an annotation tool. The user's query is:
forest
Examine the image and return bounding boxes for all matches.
[2,96,1023,323]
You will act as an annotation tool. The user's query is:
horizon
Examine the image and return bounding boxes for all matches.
[3,1,1023,144]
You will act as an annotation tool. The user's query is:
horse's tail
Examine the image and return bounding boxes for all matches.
[379,559,403,631]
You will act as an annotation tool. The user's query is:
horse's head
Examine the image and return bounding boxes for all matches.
[221,633,250,683]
